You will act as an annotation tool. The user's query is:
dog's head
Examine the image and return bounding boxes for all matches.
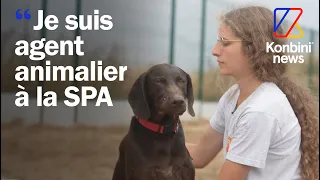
[128,63,195,121]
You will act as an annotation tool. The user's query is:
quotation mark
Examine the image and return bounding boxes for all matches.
[16,9,31,20]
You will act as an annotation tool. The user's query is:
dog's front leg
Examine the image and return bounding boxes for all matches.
[112,155,126,180]
[112,140,126,180]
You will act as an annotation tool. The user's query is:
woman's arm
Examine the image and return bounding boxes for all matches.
[186,125,224,168]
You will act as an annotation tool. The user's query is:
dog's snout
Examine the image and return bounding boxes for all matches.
[171,98,185,106]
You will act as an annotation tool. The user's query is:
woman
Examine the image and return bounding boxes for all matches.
[186,6,319,180]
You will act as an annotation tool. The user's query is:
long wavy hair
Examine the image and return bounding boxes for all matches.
[219,6,319,180]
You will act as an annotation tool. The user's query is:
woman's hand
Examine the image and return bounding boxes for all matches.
[186,125,224,168]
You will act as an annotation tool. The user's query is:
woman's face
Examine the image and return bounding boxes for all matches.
[212,23,252,79]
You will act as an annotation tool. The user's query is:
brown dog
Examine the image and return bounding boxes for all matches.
[112,63,195,180]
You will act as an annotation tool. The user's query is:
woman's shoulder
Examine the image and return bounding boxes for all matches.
[220,84,239,101]
[253,82,289,104]
[245,82,297,121]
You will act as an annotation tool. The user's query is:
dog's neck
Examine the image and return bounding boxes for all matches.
[148,113,179,125]
[134,115,180,135]
[132,111,181,135]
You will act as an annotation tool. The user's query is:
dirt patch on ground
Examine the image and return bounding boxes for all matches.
[1,119,224,180]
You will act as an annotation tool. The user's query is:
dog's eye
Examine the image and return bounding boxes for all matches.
[155,78,166,84]
[177,77,185,84]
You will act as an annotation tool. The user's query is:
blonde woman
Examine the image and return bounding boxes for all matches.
[186,6,319,180]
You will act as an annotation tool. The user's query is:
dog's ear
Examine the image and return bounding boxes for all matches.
[128,72,151,120]
[186,73,195,117]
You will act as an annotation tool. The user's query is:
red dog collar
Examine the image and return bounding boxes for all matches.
[136,116,179,134]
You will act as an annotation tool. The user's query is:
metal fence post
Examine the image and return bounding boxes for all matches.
[308,28,315,94]
[73,0,82,124]
[198,0,207,119]
[169,0,176,65]
[39,0,48,125]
